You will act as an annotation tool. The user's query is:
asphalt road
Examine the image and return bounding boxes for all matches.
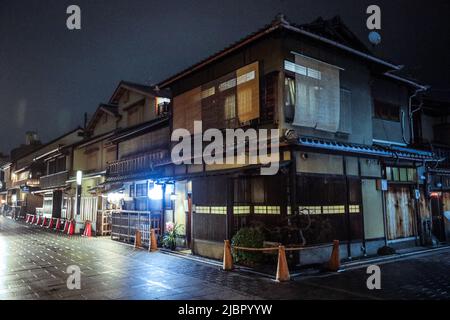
[0,216,449,300]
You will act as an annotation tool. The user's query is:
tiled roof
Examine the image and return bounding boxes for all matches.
[121,81,170,98]
[108,117,169,143]
[158,14,402,88]
[296,137,436,161]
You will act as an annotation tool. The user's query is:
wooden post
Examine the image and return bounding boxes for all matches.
[226,177,234,240]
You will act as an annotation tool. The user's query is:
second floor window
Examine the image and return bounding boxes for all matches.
[127,104,144,126]
[135,183,147,197]
[284,54,341,133]
[48,157,66,175]
[172,61,260,134]
[374,100,400,122]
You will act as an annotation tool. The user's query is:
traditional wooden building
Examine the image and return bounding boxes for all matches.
[70,81,171,235]
[150,15,440,262]
[413,94,450,243]
[33,127,84,220]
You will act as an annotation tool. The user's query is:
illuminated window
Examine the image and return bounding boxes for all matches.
[254,206,267,214]
[349,205,360,213]
[219,78,236,92]
[135,183,147,197]
[201,87,215,99]
[266,206,281,214]
[386,166,416,182]
[301,206,322,215]
[237,71,255,85]
[210,206,227,214]
[254,206,280,215]
[322,205,345,214]
[224,94,236,121]
[195,206,210,214]
[234,206,250,215]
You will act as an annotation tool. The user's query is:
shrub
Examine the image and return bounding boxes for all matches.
[231,227,265,265]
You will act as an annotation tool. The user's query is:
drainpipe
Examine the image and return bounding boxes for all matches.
[409,86,430,145]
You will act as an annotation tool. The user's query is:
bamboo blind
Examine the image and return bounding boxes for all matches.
[237,62,260,123]
[173,86,202,134]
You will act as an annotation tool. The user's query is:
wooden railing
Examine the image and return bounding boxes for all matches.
[12,178,40,188]
[39,171,69,189]
[107,149,170,176]
[110,209,162,245]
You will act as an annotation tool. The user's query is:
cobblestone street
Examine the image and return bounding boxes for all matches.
[0,216,449,300]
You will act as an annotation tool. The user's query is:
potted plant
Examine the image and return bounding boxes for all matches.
[162,222,182,250]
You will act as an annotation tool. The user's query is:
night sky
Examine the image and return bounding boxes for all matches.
[1,0,449,154]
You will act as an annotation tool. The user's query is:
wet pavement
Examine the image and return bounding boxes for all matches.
[0,216,449,300]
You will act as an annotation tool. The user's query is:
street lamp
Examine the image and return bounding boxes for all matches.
[75,170,82,217]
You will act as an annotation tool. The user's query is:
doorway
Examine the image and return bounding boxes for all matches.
[430,194,446,242]
[386,185,417,240]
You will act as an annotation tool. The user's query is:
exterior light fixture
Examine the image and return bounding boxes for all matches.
[430,192,441,198]
[148,183,163,200]
[76,170,83,186]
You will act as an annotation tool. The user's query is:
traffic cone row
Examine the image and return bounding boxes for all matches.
[23,214,82,237]
[133,228,159,251]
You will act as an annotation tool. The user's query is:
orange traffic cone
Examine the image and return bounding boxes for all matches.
[134,230,142,249]
[35,216,42,225]
[223,240,233,271]
[82,221,92,237]
[41,217,47,227]
[67,220,75,235]
[55,218,61,231]
[149,228,158,252]
[63,220,69,233]
[276,246,290,282]
[327,240,340,272]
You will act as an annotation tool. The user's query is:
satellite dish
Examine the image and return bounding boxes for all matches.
[368,31,382,45]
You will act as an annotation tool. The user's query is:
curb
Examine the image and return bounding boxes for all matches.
[340,245,450,271]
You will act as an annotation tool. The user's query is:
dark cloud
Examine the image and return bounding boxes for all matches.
[1,0,449,153]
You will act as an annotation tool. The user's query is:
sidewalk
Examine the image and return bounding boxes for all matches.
[159,242,450,280]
